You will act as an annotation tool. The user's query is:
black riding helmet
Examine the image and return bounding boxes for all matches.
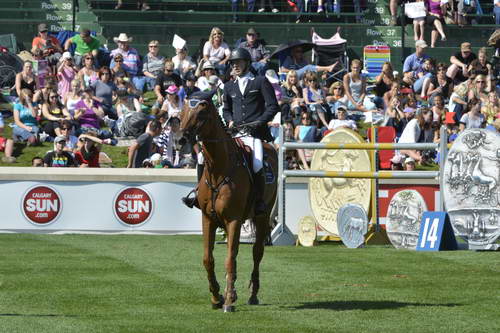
[228,48,252,63]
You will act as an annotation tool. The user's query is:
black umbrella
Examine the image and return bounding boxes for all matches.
[270,40,315,60]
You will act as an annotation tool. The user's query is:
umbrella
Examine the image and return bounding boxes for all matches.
[270,40,315,60]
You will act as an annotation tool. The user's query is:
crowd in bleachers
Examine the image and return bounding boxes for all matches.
[0,0,499,169]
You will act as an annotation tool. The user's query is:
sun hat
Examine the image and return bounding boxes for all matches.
[113,33,133,43]
[265,69,280,84]
[166,85,179,94]
[202,61,215,70]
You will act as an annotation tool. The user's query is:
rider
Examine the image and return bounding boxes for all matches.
[182,48,279,215]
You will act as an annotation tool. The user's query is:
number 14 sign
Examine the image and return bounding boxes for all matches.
[416,212,458,251]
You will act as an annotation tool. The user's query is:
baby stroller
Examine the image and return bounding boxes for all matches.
[311,27,348,86]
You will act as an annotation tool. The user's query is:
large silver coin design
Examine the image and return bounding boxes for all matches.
[386,190,427,249]
[309,129,372,236]
[443,129,500,246]
[297,216,317,247]
[337,204,368,248]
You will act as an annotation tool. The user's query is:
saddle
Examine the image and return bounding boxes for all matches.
[233,138,275,185]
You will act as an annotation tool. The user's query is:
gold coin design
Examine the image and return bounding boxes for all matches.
[297,215,317,247]
[308,129,372,236]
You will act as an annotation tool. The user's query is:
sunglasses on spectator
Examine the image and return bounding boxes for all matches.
[149,45,158,48]
[212,33,222,36]
[50,95,58,98]
[165,68,173,72]
[476,80,485,83]
[85,57,93,60]
[61,127,70,131]
[115,59,123,62]
[40,30,48,33]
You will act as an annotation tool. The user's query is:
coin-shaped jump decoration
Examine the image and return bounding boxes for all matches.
[386,190,427,250]
[443,129,500,247]
[309,129,372,236]
[297,216,317,247]
[337,204,368,248]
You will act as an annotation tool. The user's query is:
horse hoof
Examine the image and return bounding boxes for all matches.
[223,305,235,313]
[247,296,259,305]
[212,301,223,310]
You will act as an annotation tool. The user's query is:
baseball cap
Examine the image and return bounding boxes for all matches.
[185,72,196,81]
[38,23,48,32]
[166,85,178,94]
[415,40,428,49]
[208,75,219,85]
[461,42,472,51]
[247,27,257,35]
[54,136,66,144]
[62,51,72,60]
[404,157,416,164]
[202,62,215,70]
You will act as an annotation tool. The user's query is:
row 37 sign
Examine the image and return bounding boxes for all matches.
[21,185,153,226]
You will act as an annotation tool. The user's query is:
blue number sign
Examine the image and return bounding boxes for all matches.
[416,212,457,251]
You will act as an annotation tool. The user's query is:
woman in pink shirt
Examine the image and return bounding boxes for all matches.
[425,0,447,48]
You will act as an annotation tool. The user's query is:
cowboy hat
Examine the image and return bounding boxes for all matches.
[113,33,133,43]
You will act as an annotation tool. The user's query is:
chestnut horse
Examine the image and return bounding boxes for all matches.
[180,92,278,312]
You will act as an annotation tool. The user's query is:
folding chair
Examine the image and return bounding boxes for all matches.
[311,28,348,85]
[367,126,396,170]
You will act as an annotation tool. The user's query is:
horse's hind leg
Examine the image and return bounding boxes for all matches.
[248,215,268,305]
[223,220,241,312]
[202,214,224,309]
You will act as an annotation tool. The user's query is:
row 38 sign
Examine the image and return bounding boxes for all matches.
[21,185,154,227]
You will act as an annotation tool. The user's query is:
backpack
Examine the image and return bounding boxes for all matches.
[118,112,149,138]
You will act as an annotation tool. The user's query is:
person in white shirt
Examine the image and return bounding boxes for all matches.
[327,106,357,131]
[172,47,196,78]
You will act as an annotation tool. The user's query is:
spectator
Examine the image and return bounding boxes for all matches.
[431,94,447,122]
[448,76,473,122]
[75,131,110,168]
[91,67,117,119]
[469,47,494,83]
[115,0,150,10]
[389,0,399,26]
[43,136,76,167]
[468,74,490,103]
[0,136,16,163]
[127,120,162,168]
[15,61,39,97]
[413,57,435,94]
[110,33,144,92]
[281,70,304,122]
[32,156,44,167]
[482,91,500,128]
[294,111,316,170]
[231,0,256,22]
[280,45,338,79]
[398,108,433,164]
[459,98,485,131]
[161,85,183,118]
[404,157,416,171]
[258,0,279,12]
[413,0,426,41]
[496,0,500,25]
[385,97,410,138]
[12,89,39,146]
[303,71,329,128]
[143,40,166,91]
[74,87,108,138]
[383,82,401,112]
[154,60,183,108]
[59,119,79,151]
[457,0,477,26]
[64,79,83,118]
[64,29,100,68]
[403,40,430,85]
[196,61,217,91]
[203,27,231,76]
[327,106,357,131]
[111,53,130,81]
[154,116,184,168]
[425,0,447,48]
[374,62,395,109]
[77,53,99,89]
[31,23,63,72]
[447,42,477,83]
[207,75,224,109]
[326,81,347,118]
[182,72,201,99]
[238,28,271,75]
[41,91,71,138]
[343,59,377,114]
[422,63,453,103]
[34,76,58,105]
[57,52,78,100]
[172,47,196,79]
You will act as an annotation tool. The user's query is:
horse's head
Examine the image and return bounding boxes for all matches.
[180,90,218,140]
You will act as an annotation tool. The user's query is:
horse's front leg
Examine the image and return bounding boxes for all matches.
[223,219,241,312]
[248,215,268,305]
[202,213,224,309]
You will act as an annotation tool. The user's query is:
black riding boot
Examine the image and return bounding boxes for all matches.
[181,163,203,209]
[254,169,267,215]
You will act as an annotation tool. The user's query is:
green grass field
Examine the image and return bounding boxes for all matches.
[0,234,498,332]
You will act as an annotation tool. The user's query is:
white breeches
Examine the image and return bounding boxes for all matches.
[237,135,263,173]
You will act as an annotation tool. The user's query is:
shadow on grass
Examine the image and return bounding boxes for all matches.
[0,313,77,318]
[289,300,461,311]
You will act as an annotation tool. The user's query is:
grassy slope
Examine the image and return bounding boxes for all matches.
[0,234,498,333]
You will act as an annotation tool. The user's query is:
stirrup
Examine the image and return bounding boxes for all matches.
[181,189,197,209]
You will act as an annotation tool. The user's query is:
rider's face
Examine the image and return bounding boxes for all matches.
[231,59,246,76]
